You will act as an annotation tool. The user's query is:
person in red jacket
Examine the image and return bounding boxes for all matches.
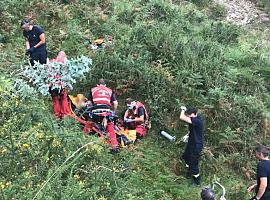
[88,79,119,152]
[123,98,149,140]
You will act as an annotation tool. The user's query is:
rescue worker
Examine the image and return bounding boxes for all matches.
[123,98,149,140]
[180,106,204,186]
[21,19,47,66]
[247,145,270,200]
[201,187,226,200]
[88,79,119,152]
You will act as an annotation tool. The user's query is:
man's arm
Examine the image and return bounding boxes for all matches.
[256,177,267,199]
[124,110,129,119]
[247,183,257,193]
[179,109,192,124]
[133,115,144,123]
[34,33,46,48]
[132,107,144,123]
[110,93,118,112]
[25,38,30,49]
[112,100,118,112]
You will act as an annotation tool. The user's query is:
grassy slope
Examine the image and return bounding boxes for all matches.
[1,0,270,199]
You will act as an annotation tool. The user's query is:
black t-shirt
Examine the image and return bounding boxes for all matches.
[23,25,46,52]
[188,116,203,144]
[256,160,270,199]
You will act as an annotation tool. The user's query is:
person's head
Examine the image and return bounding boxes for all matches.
[201,187,216,200]
[255,145,269,159]
[97,78,106,86]
[56,51,67,64]
[125,98,136,110]
[186,107,198,117]
[21,19,33,31]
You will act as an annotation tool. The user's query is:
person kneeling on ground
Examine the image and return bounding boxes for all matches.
[87,79,119,153]
[123,98,150,141]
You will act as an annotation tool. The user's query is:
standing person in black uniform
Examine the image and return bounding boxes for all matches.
[21,19,47,66]
[247,145,270,200]
[180,106,204,186]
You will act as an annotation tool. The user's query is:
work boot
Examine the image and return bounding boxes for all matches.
[192,175,201,187]
[110,148,120,154]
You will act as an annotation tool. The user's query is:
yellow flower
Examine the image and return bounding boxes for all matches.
[52,139,61,147]
[79,180,85,187]
[2,102,8,108]
[22,143,30,148]
[0,182,5,189]
[0,147,7,154]
[74,174,80,180]
[5,181,11,187]
[36,132,45,139]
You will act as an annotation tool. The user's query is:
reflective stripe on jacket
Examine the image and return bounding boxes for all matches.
[127,101,148,123]
[91,85,112,105]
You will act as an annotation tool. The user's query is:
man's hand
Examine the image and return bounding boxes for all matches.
[249,196,259,200]
[124,118,133,123]
[110,111,115,117]
[180,106,187,111]
[181,133,189,143]
[66,83,73,91]
[27,46,35,54]
[220,196,226,200]
[247,184,256,193]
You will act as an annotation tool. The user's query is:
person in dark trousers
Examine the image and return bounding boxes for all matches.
[247,145,270,200]
[180,106,204,186]
[21,19,47,66]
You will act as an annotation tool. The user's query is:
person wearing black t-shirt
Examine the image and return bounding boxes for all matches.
[21,19,47,66]
[247,145,270,200]
[180,106,204,186]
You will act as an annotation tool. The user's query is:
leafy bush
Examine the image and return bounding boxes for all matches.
[0,0,270,199]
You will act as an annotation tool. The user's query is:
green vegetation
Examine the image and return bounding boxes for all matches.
[257,0,270,14]
[1,0,270,199]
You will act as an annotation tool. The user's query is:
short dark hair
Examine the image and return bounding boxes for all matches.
[21,19,30,26]
[98,78,106,85]
[125,98,133,105]
[255,145,269,157]
[186,107,198,115]
[201,187,215,200]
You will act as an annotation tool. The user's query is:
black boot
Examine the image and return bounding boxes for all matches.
[192,175,200,187]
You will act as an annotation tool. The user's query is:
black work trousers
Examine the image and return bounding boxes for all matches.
[30,50,47,66]
[182,142,203,175]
